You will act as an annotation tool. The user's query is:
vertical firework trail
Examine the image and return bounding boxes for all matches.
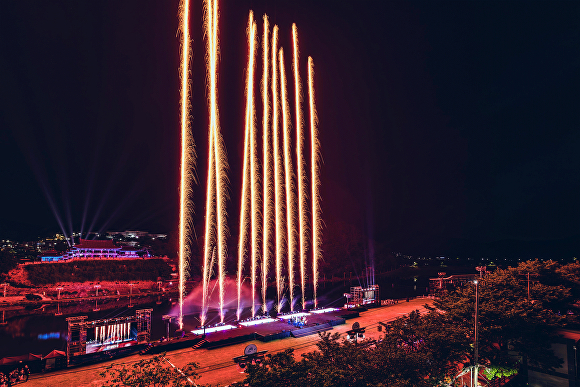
[271,26,283,312]
[292,24,308,310]
[237,12,256,320]
[261,15,272,315]
[201,0,217,328]
[279,48,296,311]
[250,20,261,318]
[212,0,229,324]
[203,0,229,323]
[308,57,321,308]
[201,135,215,326]
[178,0,194,330]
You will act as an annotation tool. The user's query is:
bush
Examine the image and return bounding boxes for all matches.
[25,259,172,285]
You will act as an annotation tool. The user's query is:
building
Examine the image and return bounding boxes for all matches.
[526,329,580,387]
[66,239,122,259]
[429,274,477,295]
[39,239,144,262]
[40,250,65,262]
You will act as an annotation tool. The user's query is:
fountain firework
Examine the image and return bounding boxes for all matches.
[178,0,194,330]
[249,15,261,318]
[271,25,284,312]
[279,47,296,311]
[201,0,229,324]
[175,3,323,324]
[308,56,321,308]
[237,12,257,321]
[261,15,272,315]
[292,24,309,311]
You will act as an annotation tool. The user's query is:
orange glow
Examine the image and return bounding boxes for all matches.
[178,0,194,330]
[250,19,260,317]
[271,26,283,312]
[308,56,321,308]
[292,24,308,310]
[237,11,256,320]
[279,47,296,311]
[261,15,271,315]
[203,0,229,323]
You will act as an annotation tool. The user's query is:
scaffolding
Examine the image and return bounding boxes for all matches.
[136,309,153,343]
[66,316,88,366]
[66,309,153,364]
[346,285,380,307]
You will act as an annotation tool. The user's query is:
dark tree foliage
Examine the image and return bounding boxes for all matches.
[234,260,577,386]
[233,311,469,387]
[0,248,18,276]
[100,354,206,387]
[433,260,574,371]
[25,259,172,284]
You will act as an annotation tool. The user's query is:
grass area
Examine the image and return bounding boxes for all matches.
[25,259,172,285]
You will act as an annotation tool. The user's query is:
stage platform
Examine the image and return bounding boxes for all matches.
[192,309,354,351]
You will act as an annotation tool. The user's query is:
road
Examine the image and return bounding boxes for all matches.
[27,298,433,386]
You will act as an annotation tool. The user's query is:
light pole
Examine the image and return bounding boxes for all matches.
[527,272,530,302]
[1,283,7,297]
[94,285,101,312]
[128,283,134,308]
[55,287,63,316]
[473,279,479,387]
[162,315,173,340]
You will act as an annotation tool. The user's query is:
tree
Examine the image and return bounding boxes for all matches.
[0,248,18,278]
[100,354,205,387]
[432,260,572,371]
[234,311,470,387]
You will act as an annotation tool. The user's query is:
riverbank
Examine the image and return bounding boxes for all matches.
[25,298,433,387]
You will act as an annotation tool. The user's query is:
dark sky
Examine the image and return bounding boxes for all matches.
[0,1,579,256]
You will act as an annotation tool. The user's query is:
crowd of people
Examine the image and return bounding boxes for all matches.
[0,365,29,386]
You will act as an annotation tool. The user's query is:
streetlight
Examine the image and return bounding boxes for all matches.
[55,287,63,316]
[94,285,101,312]
[128,283,134,308]
[1,283,7,298]
[162,315,173,340]
[473,279,479,387]
[56,287,63,300]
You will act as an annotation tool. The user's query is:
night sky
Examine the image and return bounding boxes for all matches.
[0,1,579,257]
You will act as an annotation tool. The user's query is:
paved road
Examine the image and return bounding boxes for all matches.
[27,298,433,386]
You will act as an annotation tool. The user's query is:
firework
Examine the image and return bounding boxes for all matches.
[203,0,229,323]
[308,56,321,308]
[279,47,296,311]
[237,12,256,320]
[261,15,272,315]
[178,0,194,330]
[271,26,284,312]
[292,24,308,310]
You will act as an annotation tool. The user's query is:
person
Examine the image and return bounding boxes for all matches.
[0,372,10,387]
[23,365,29,382]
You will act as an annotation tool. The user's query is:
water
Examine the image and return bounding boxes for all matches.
[0,271,430,359]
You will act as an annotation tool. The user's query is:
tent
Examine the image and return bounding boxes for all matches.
[0,353,42,373]
[42,350,66,371]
